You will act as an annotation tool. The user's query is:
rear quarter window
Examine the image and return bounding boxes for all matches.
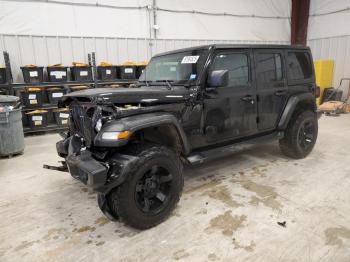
[287,51,313,83]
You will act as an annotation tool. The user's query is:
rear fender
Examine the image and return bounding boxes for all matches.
[278,93,316,130]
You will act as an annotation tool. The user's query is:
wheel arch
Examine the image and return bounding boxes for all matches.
[137,123,189,155]
[96,112,191,155]
[278,93,316,130]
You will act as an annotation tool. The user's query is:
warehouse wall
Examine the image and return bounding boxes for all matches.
[0,0,291,40]
[154,0,291,41]
[308,0,350,98]
[0,35,288,82]
[0,0,291,82]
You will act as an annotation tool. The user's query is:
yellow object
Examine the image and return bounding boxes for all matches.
[49,64,64,67]
[53,108,69,113]
[117,131,130,139]
[72,62,89,67]
[47,87,61,91]
[99,61,113,66]
[122,61,136,65]
[27,87,41,92]
[23,64,37,68]
[314,60,334,105]
[26,109,48,115]
[136,61,148,65]
[70,85,89,90]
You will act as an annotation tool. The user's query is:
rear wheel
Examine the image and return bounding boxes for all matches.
[279,110,318,159]
[107,144,183,229]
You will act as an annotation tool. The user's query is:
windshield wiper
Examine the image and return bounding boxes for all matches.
[155,80,174,89]
[138,80,152,87]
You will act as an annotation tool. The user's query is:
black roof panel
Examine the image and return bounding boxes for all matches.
[154,44,310,57]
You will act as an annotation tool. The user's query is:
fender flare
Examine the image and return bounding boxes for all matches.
[278,93,316,130]
[94,112,191,155]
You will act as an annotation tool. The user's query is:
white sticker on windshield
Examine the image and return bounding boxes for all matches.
[181,56,200,64]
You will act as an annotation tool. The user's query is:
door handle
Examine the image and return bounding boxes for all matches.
[275,90,288,96]
[241,95,255,104]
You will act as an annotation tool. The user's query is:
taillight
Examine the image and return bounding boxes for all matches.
[314,86,321,98]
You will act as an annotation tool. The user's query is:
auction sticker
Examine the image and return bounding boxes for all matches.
[181,56,200,64]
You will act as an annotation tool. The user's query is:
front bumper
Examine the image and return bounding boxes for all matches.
[66,151,108,189]
[56,136,138,194]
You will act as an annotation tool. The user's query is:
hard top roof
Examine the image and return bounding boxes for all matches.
[154,44,310,57]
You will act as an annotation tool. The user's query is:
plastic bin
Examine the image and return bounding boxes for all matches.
[53,108,69,126]
[69,85,89,93]
[46,87,66,104]
[97,66,118,80]
[108,84,121,88]
[20,87,43,108]
[26,109,48,128]
[21,66,44,83]
[0,68,6,84]
[119,65,137,79]
[0,95,19,107]
[136,65,146,78]
[70,66,92,81]
[0,95,24,157]
[47,66,68,82]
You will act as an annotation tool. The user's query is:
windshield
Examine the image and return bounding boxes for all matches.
[139,49,209,84]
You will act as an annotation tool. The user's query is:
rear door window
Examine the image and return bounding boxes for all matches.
[287,51,313,82]
[256,53,283,86]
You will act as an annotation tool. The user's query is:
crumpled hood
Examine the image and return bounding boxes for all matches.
[62,86,192,105]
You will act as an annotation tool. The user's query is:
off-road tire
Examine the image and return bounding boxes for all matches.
[279,110,318,159]
[107,144,183,230]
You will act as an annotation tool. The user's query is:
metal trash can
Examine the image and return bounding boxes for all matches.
[0,95,25,157]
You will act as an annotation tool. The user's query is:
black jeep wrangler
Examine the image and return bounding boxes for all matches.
[54,45,319,229]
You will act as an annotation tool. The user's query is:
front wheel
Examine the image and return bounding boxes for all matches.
[279,110,318,159]
[107,144,183,230]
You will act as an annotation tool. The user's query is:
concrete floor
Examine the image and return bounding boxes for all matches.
[0,115,350,262]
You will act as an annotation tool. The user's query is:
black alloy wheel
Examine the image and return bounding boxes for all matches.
[135,165,173,214]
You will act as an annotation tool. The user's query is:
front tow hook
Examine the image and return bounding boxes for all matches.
[43,161,68,172]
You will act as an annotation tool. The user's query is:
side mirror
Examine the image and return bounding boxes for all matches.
[207,70,229,88]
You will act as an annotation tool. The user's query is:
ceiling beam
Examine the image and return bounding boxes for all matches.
[291,0,310,45]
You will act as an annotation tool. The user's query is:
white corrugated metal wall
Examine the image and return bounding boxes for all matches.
[308,0,350,98]
[308,36,350,91]
[0,34,288,82]
[0,0,291,82]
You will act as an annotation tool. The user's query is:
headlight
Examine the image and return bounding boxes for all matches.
[95,119,103,132]
[101,131,130,140]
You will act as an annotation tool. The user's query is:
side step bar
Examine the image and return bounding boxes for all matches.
[186,131,284,165]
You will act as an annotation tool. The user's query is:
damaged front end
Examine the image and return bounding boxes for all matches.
[55,134,138,193]
[46,99,142,219]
